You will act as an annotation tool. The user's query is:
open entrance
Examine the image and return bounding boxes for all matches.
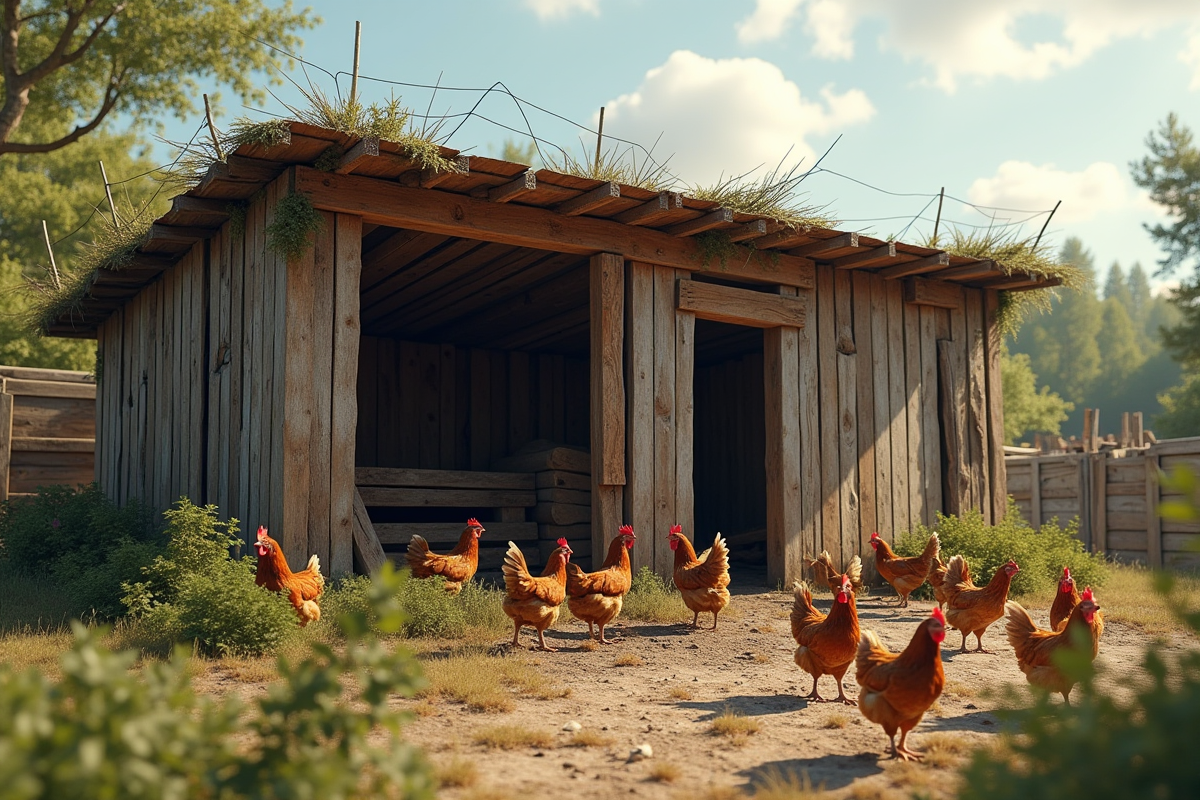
[351,225,595,579]
[693,318,768,582]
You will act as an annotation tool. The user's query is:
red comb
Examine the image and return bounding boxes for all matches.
[467,517,481,527]
[670,524,682,534]
[557,537,569,548]
[1082,587,1094,602]
[1063,566,1072,578]
[619,524,634,535]
[870,531,880,540]
[931,607,946,625]
[257,526,268,540]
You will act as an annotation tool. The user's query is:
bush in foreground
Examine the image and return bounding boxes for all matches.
[120,499,296,656]
[894,501,1108,597]
[0,562,434,800]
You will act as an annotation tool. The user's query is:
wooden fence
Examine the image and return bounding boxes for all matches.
[0,366,96,500]
[1006,436,1200,569]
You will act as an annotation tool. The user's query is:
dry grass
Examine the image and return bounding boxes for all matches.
[411,700,438,718]
[1093,565,1200,636]
[471,724,556,750]
[668,685,695,701]
[750,768,824,800]
[822,712,850,729]
[709,708,761,744]
[648,762,682,783]
[0,629,73,675]
[578,638,598,652]
[943,679,977,699]
[757,623,777,634]
[921,732,976,770]
[752,652,772,664]
[623,567,693,623]
[434,756,479,789]
[417,647,567,711]
[210,655,280,683]
[563,729,615,748]
[613,652,644,667]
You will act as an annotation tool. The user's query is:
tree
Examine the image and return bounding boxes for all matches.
[1000,346,1073,445]
[1156,372,1200,437]
[1095,298,1146,388]
[498,137,538,166]
[0,118,163,369]
[0,0,316,155]
[1127,262,1152,329]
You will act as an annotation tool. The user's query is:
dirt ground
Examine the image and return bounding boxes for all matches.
[387,575,1183,800]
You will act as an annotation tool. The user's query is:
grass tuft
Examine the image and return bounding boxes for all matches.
[709,708,761,743]
[542,140,673,192]
[750,768,824,800]
[623,566,692,623]
[668,685,695,701]
[647,762,682,783]
[265,191,324,261]
[822,712,850,729]
[418,646,567,711]
[689,158,835,229]
[434,756,478,788]
[613,652,644,667]
[563,729,614,748]
[471,724,556,750]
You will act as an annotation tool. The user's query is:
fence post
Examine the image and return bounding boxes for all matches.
[1146,448,1162,568]
[1029,457,1041,528]
[0,378,11,501]
[1091,451,1107,554]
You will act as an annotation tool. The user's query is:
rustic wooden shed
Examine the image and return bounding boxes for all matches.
[47,122,1059,584]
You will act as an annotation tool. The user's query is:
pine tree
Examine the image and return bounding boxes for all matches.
[1103,262,1133,310]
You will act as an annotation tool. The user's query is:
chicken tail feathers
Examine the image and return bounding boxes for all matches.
[502,541,532,594]
[1004,600,1038,651]
[846,554,864,591]
[945,554,970,589]
[405,534,432,569]
[920,532,941,564]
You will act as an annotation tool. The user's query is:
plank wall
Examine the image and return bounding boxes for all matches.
[354,338,589,471]
[96,176,363,575]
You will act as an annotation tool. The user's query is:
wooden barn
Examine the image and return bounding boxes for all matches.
[45,121,1059,585]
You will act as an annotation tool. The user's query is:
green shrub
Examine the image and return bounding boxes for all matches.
[394,575,508,638]
[894,501,1108,597]
[121,499,297,656]
[623,565,691,622]
[0,562,435,800]
[0,484,155,619]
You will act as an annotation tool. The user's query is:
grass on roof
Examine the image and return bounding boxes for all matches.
[924,226,1088,337]
[689,159,836,229]
[541,139,674,192]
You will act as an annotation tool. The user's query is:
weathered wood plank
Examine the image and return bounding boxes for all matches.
[489,349,509,464]
[869,275,892,568]
[308,212,335,569]
[351,488,387,575]
[359,486,536,508]
[816,266,841,558]
[938,340,969,516]
[1147,453,1163,568]
[984,290,1008,522]
[765,319,802,586]
[904,288,925,527]
[469,348,490,470]
[676,297,695,540]
[355,466,534,490]
[920,306,941,522]
[493,445,591,474]
[626,261,655,570]
[886,279,910,535]
[904,277,964,309]
[676,279,807,328]
[417,343,441,469]
[374,521,539,545]
[590,253,626,486]
[398,341,419,467]
[795,285,821,567]
[438,344,456,469]
[508,351,531,455]
[653,263,677,576]
[331,214,363,576]
[282,212,316,566]
[852,271,877,563]
[0,388,12,500]
[834,270,859,570]
[964,289,989,521]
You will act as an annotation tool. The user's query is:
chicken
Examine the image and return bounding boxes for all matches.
[1006,587,1104,703]
[502,538,572,651]
[1049,566,1081,632]
[566,525,636,644]
[667,525,731,630]
[807,550,865,595]
[943,555,1020,653]
[869,531,939,608]
[405,517,484,594]
[856,608,947,762]
[791,574,861,705]
[253,525,325,626]
[928,555,953,611]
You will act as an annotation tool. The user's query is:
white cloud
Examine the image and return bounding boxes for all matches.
[736,0,1200,92]
[966,161,1131,225]
[602,50,874,186]
[523,0,599,21]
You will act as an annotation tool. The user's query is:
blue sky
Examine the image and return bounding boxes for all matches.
[158,0,1200,292]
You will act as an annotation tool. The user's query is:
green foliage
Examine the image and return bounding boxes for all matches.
[0,562,436,800]
[0,0,317,153]
[121,499,296,657]
[265,191,324,262]
[960,478,1200,800]
[0,484,155,619]
[1000,345,1073,444]
[1131,113,1200,279]
[623,565,691,622]
[1155,370,1200,437]
[498,137,538,166]
[894,502,1108,597]
[394,576,508,638]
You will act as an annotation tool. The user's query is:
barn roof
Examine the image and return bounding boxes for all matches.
[44,120,1062,338]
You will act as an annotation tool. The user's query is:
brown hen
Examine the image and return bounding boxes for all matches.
[254,526,325,626]
[566,525,635,644]
[405,518,484,594]
[667,525,731,630]
[1006,587,1103,703]
[869,531,939,608]
[943,555,1020,653]
[791,574,861,705]
[1049,566,1081,632]
[502,538,571,651]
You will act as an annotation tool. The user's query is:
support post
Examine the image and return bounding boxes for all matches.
[590,252,625,565]
[764,319,802,587]
[0,380,11,501]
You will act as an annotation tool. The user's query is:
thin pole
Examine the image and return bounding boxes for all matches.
[203,93,224,161]
[931,187,944,245]
[593,106,605,173]
[41,220,60,290]
[350,21,362,105]
[1032,200,1062,250]
[98,160,119,230]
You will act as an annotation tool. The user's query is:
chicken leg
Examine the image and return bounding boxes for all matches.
[535,628,557,652]
[894,728,924,762]
[959,629,995,654]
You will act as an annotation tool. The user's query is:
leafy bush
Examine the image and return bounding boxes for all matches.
[394,575,508,638]
[0,562,436,800]
[0,484,155,619]
[121,499,296,656]
[623,565,691,622]
[894,501,1108,597]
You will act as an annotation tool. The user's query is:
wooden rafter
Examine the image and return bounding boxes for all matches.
[613,191,683,226]
[904,276,962,309]
[336,135,380,175]
[555,181,621,216]
[727,219,767,243]
[749,227,812,250]
[664,208,733,237]
[878,252,950,280]
[926,260,997,282]
[832,242,896,269]
[420,155,469,188]
[677,278,806,328]
[790,231,858,257]
[488,170,537,203]
[983,275,1063,291]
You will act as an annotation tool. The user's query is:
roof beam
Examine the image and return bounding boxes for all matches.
[168,196,231,216]
[613,191,683,226]
[336,135,380,175]
[420,155,469,188]
[488,170,537,203]
[926,260,996,282]
[904,276,962,309]
[831,242,896,269]
[149,224,217,244]
[664,208,734,237]
[789,231,858,257]
[295,166,816,287]
[878,252,950,280]
[554,181,621,216]
[749,226,812,250]
[726,219,767,243]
